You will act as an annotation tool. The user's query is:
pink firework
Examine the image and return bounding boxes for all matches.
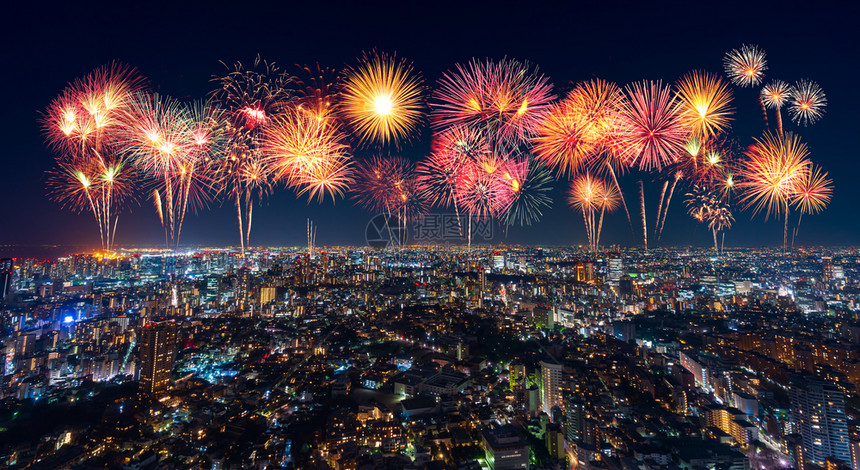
[453,152,513,219]
[616,80,688,172]
[431,58,555,144]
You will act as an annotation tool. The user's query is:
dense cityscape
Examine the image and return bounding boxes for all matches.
[1,245,858,470]
[5,1,858,469]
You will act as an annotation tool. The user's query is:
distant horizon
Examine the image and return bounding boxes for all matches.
[1,242,856,261]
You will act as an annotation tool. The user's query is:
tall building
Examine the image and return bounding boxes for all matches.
[0,258,13,301]
[565,395,586,442]
[790,376,851,467]
[822,256,834,281]
[139,321,178,397]
[540,359,562,416]
[607,257,623,285]
[478,269,487,308]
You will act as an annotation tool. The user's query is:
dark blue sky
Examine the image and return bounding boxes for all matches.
[2,0,858,253]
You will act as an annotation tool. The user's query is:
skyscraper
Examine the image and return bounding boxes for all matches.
[790,375,851,467]
[0,258,13,301]
[540,359,562,416]
[139,321,178,397]
[565,395,586,442]
[823,256,834,281]
[607,257,623,286]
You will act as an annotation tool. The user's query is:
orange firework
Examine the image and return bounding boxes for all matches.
[264,108,353,203]
[340,51,424,147]
[738,132,810,218]
[738,131,811,249]
[675,71,734,140]
[792,165,832,216]
[532,78,624,177]
[567,174,616,250]
[532,97,596,176]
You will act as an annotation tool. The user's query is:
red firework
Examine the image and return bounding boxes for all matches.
[353,155,426,221]
[616,80,688,172]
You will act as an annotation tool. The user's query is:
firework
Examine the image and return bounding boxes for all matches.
[353,155,425,219]
[738,132,810,218]
[791,165,833,247]
[723,44,767,87]
[431,58,554,144]
[431,125,490,162]
[47,160,135,245]
[616,80,688,172]
[761,80,793,110]
[567,174,616,250]
[532,97,596,176]
[454,154,510,220]
[789,79,827,126]
[685,183,733,252]
[294,63,340,122]
[264,108,353,203]
[792,165,832,216]
[760,80,793,135]
[416,149,470,214]
[120,94,224,247]
[532,79,624,176]
[340,52,424,147]
[211,56,292,254]
[675,71,734,140]
[738,131,811,249]
[42,62,145,250]
[504,159,554,227]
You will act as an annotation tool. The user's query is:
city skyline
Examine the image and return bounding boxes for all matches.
[2,1,859,254]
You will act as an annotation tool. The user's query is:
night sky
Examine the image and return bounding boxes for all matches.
[3,1,858,255]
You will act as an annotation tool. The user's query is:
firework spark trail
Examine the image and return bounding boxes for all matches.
[657,173,680,240]
[639,180,647,249]
[655,180,668,238]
